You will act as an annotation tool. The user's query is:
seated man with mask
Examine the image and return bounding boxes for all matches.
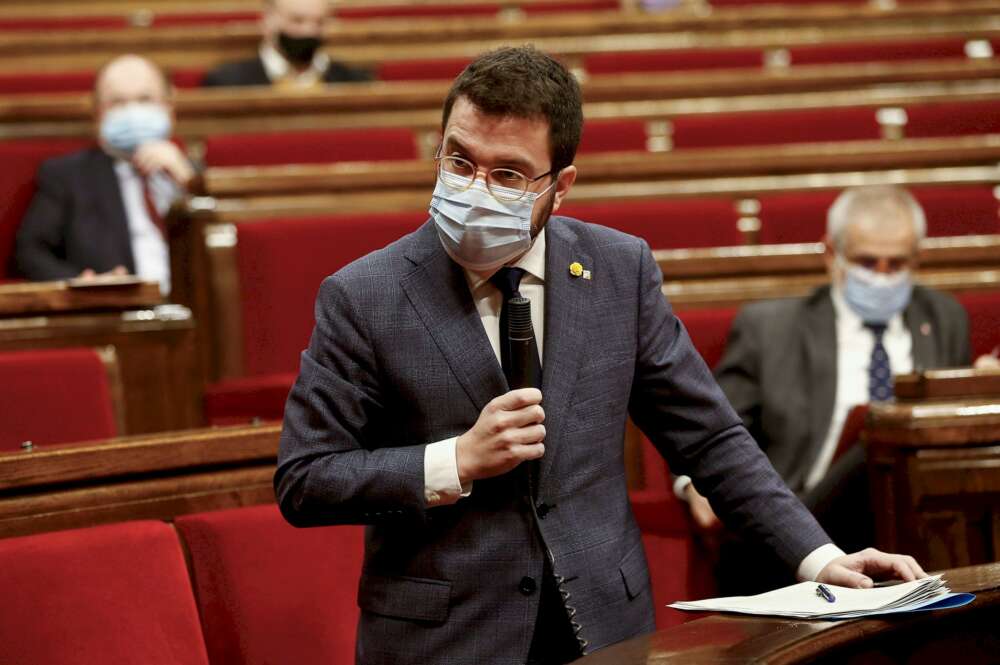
[202,0,372,88]
[679,185,971,591]
[16,54,194,295]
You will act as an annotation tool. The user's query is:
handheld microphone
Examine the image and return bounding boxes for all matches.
[507,296,540,390]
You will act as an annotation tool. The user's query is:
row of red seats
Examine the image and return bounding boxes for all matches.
[0,498,701,664]
[0,0,620,31]
[1,36,995,94]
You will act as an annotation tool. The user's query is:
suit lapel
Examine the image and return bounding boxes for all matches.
[89,150,136,273]
[537,219,592,486]
[904,290,937,371]
[400,224,507,413]
[800,287,837,488]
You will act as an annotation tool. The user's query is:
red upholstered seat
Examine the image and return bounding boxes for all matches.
[788,38,971,65]
[911,185,1000,237]
[175,505,364,665]
[672,106,881,149]
[558,198,743,249]
[204,372,297,426]
[0,348,117,451]
[902,100,1000,138]
[0,71,98,95]
[755,191,839,244]
[957,290,1000,359]
[522,0,620,13]
[376,57,472,81]
[583,47,764,75]
[0,521,210,665]
[578,120,650,154]
[676,307,739,370]
[0,138,91,277]
[203,128,419,167]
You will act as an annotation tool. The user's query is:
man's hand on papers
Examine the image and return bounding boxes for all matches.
[817,547,927,589]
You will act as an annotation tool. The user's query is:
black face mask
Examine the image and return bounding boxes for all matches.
[277,32,323,65]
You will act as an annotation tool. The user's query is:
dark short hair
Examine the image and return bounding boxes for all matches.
[441,46,583,173]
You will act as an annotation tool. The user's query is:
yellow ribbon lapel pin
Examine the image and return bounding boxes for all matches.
[569,262,591,280]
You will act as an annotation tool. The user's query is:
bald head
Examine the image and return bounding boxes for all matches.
[263,0,329,43]
[94,54,172,113]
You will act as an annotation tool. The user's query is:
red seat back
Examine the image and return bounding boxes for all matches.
[0,138,92,277]
[559,198,743,249]
[175,505,364,665]
[0,348,117,450]
[204,128,419,167]
[0,521,210,665]
[376,57,472,81]
[236,212,426,376]
[911,185,1000,237]
[676,307,739,370]
[957,290,1000,359]
[755,191,838,244]
[578,119,650,154]
[583,47,763,75]
[788,38,971,65]
[903,100,1000,139]
[672,106,881,149]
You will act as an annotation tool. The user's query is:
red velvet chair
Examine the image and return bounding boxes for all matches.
[902,100,1000,139]
[0,347,120,451]
[336,3,500,18]
[583,47,764,75]
[578,119,650,154]
[175,505,364,665]
[957,290,1000,359]
[675,307,739,370]
[376,57,472,81]
[788,37,971,66]
[755,191,839,245]
[0,520,211,665]
[558,198,743,249]
[204,211,426,424]
[203,128,419,167]
[672,106,881,149]
[911,185,1000,237]
[0,138,92,277]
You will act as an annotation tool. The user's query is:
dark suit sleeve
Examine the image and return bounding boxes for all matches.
[627,242,830,570]
[274,274,429,528]
[948,295,973,366]
[15,160,82,280]
[713,306,763,439]
[323,61,375,83]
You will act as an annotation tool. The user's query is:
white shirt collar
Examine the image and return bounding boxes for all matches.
[465,227,547,293]
[259,41,330,84]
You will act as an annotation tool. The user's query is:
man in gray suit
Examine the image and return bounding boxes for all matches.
[276,49,925,664]
[681,186,970,588]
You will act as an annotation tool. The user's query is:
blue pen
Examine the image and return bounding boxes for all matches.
[816,584,836,603]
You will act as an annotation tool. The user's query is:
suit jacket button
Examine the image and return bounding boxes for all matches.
[518,577,537,595]
[536,502,550,518]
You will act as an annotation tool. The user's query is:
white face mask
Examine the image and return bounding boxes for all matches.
[99,102,172,157]
[837,256,913,323]
[429,173,553,272]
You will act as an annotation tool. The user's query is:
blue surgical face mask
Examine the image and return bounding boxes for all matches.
[99,102,172,157]
[429,172,553,272]
[838,256,913,323]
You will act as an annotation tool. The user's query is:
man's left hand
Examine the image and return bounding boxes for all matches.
[133,140,194,187]
[817,547,926,588]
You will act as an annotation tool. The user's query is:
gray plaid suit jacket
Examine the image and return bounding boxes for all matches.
[276,217,830,664]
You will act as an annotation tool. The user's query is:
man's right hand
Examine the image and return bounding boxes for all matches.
[78,266,128,279]
[456,388,545,484]
[684,483,722,531]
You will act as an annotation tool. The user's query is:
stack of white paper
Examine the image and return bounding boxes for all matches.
[669,575,975,620]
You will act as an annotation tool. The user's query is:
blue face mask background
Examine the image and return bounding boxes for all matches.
[429,174,552,273]
[840,258,914,323]
[99,103,172,157]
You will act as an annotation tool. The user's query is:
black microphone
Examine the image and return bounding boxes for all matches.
[507,296,540,390]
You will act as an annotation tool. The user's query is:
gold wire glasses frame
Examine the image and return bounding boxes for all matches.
[434,152,556,202]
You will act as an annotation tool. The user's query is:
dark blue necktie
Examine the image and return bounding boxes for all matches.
[865,322,893,402]
[490,267,542,389]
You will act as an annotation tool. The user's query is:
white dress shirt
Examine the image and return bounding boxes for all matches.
[260,42,331,87]
[420,228,843,580]
[803,287,913,490]
[113,161,176,295]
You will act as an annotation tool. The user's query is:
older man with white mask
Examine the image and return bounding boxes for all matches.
[16,54,193,294]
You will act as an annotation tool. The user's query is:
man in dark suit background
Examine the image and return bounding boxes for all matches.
[679,185,971,589]
[275,48,926,664]
[16,54,194,294]
[202,0,372,88]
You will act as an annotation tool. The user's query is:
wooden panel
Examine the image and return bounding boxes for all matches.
[0,307,202,434]
[0,279,163,317]
[0,424,280,539]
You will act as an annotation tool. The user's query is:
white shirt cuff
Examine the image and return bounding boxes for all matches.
[672,474,693,500]
[797,543,847,582]
[424,437,472,507]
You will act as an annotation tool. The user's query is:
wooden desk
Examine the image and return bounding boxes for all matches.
[0,279,162,317]
[0,423,279,539]
[574,562,1000,664]
[866,369,1000,570]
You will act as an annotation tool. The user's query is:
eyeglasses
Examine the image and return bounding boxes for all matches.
[435,152,556,202]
